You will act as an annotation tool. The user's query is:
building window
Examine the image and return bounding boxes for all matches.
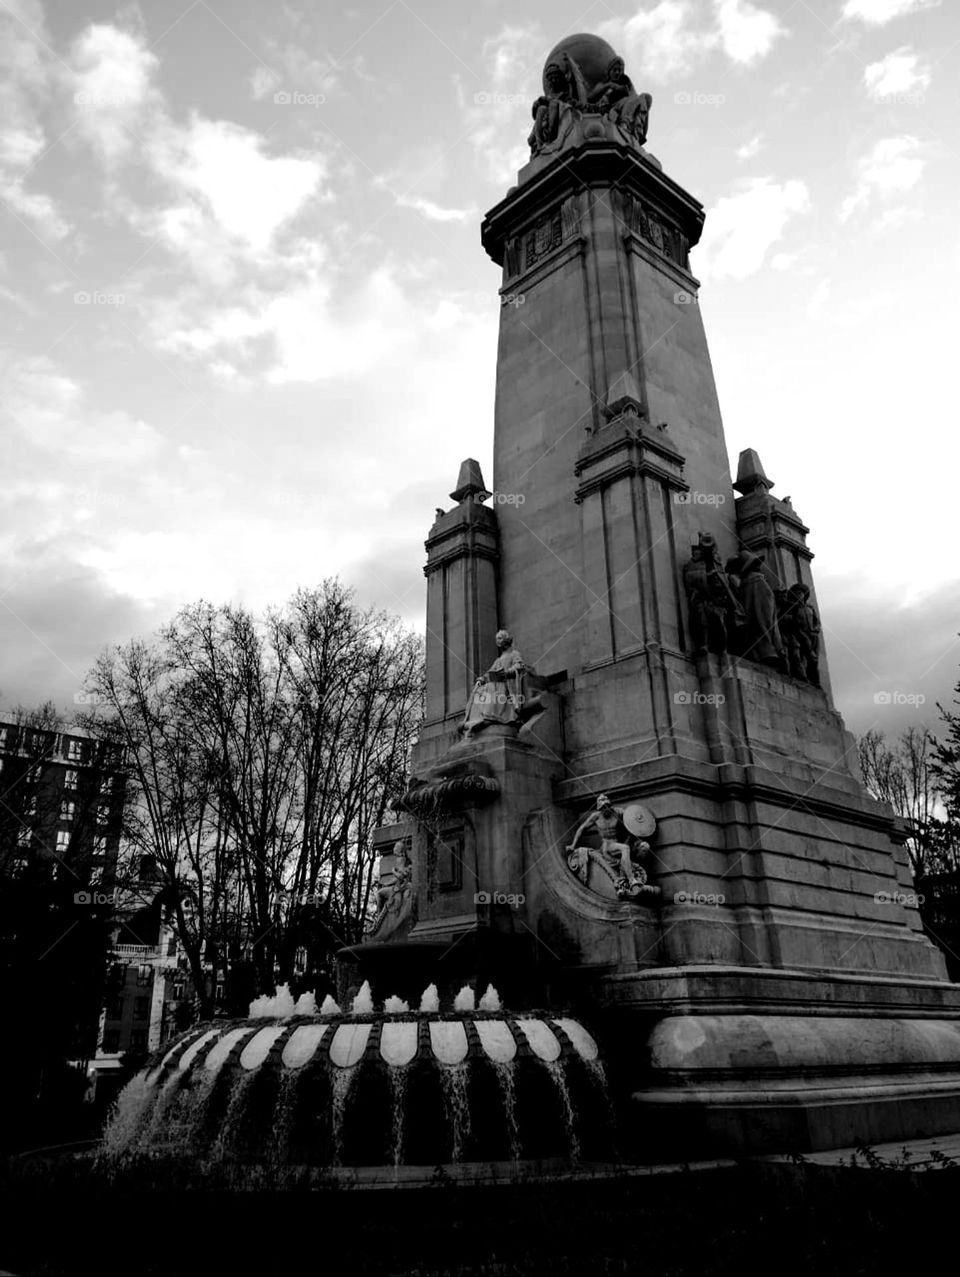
[55,830,70,854]
[130,1029,147,1050]
[173,983,184,1001]
[133,996,149,1021]
[100,775,114,794]
[97,803,110,826]
[0,727,8,748]
[60,800,75,821]
[102,1030,120,1054]
[105,995,124,1020]
[66,739,83,762]
[94,835,108,856]
[64,769,78,791]
[136,964,152,987]
[17,826,31,848]
[25,794,37,816]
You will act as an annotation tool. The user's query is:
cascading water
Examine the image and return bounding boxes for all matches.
[439,1063,471,1161]
[98,985,614,1183]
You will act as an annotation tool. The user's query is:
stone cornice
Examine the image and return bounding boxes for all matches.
[481,142,706,267]
[574,420,687,502]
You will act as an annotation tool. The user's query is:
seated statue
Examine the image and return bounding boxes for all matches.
[369,840,413,938]
[528,52,591,156]
[462,629,526,734]
[528,60,573,155]
[587,57,652,145]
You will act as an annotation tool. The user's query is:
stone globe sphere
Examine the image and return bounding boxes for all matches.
[543,33,621,95]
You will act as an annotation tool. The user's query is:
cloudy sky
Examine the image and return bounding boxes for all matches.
[1,0,957,738]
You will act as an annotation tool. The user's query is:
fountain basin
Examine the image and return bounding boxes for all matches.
[99,1010,614,1181]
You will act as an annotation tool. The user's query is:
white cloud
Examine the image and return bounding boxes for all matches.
[603,2,714,81]
[736,134,763,160]
[462,24,542,184]
[839,135,924,222]
[69,23,159,163]
[601,0,784,82]
[391,193,473,223]
[842,0,940,24]
[0,178,70,240]
[0,3,70,241]
[2,354,163,465]
[714,0,785,65]
[248,40,339,101]
[863,47,930,101]
[150,117,324,253]
[695,177,810,281]
[869,204,922,233]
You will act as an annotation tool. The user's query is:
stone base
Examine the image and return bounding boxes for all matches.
[601,966,960,1157]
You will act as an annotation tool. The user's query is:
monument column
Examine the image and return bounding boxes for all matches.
[419,460,500,753]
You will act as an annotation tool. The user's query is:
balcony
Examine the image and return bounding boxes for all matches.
[112,944,159,958]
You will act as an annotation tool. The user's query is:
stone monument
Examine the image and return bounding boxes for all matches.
[359,32,960,1157]
[101,33,960,1180]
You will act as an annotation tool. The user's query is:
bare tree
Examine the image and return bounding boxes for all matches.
[858,726,946,878]
[83,580,424,1009]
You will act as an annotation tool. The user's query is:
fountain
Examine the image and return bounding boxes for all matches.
[99,985,614,1182]
[98,30,960,1188]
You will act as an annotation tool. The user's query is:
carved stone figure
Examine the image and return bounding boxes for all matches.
[527,42,652,159]
[588,57,652,145]
[790,583,821,686]
[567,795,655,900]
[461,629,526,734]
[726,551,784,668]
[528,60,576,155]
[683,533,742,655]
[776,589,805,681]
[369,840,414,939]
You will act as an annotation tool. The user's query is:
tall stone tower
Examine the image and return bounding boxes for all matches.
[365,33,960,1156]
